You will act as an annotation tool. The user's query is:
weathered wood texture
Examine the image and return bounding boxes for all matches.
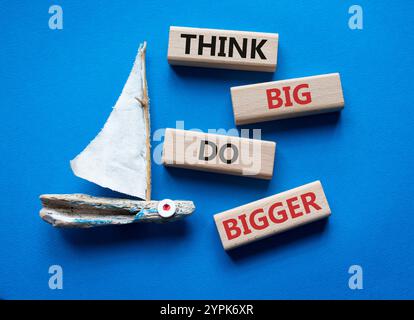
[40,194,195,228]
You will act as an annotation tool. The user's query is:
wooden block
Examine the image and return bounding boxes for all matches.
[162,128,276,179]
[231,73,344,125]
[214,181,331,250]
[167,26,278,72]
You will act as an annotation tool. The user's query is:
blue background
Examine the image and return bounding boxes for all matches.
[0,0,413,299]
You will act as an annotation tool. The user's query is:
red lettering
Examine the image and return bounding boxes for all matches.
[249,208,269,230]
[300,192,322,213]
[267,84,312,109]
[268,202,288,224]
[282,86,293,106]
[224,191,324,242]
[238,213,252,235]
[222,219,241,240]
[293,83,312,104]
[286,196,303,218]
[266,88,283,109]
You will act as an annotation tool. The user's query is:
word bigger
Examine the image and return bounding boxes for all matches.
[162,128,276,179]
[168,26,279,72]
[231,73,344,125]
[214,181,331,250]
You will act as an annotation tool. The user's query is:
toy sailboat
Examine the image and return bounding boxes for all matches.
[39,42,195,228]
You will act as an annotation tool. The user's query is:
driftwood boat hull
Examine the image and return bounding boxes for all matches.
[40,194,195,228]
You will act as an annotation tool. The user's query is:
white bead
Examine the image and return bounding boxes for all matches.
[157,199,176,218]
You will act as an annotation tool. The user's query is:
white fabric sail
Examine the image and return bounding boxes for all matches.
[70,43,151,200]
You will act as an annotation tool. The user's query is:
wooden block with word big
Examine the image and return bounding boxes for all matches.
[167,26,279,72]
[231,73,344,125]
[214,181,331,250]
[162,128,276,179]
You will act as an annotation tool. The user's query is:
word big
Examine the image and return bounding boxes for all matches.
[266,84,312,109]
[230,73,344,125]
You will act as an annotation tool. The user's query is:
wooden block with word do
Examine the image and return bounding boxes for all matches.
[231,73,344,125]
[162,128,276,179]
[167,26,279,72]
[214,181,331,250]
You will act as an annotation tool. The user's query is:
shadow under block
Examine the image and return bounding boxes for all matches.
[231,73,345,125]
[167,26,278,72]
[214,181,331,250]
[162,128,276,179]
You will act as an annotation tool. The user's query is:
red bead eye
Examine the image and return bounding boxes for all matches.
[158,199,176,218]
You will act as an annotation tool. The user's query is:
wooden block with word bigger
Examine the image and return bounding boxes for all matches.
[214,181,331,250]
[168,26,278,72]
[231,73,344,125]
[162,128,276,179]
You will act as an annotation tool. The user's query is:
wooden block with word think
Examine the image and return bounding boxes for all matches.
[167,26,278,72]
[231,73,344,125]
[162,128,276,179]
[214,181,331,250]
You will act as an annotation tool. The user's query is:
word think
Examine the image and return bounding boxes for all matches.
[181,34,268,59]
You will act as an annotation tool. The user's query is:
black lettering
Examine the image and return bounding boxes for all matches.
[181,34,197,54]
[198,35,216,56]
[217,36,227,57]
[219,143,239,164]
[199,140,217,161]
[229,37,247,58]
[251,39,267,59]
